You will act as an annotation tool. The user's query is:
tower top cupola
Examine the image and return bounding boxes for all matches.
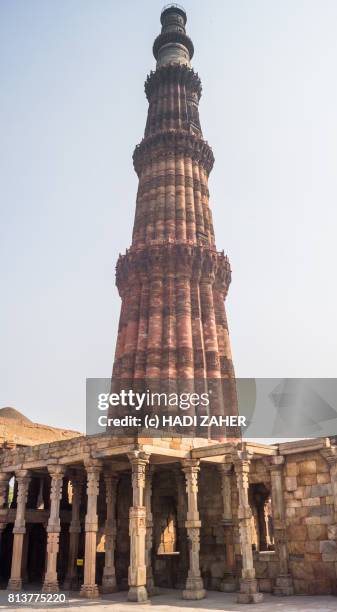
[153,4,194,68]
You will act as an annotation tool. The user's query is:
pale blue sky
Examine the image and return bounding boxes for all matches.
[1,0,337,432]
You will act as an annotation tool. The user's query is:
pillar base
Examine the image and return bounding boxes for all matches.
[182,578,206,600]
[80,584,100,598]
[42,580,59,593]
[146,577,160,596]
[63,576,76,591]
[127,585,148,602]
[237,579,263,604]
[220,575,237,592]
[7,578,22,591]
[182,588,206,600]
[273,574,294,596]
[101,574,118,594]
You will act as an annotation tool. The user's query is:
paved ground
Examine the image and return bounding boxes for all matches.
[0,589,337,612]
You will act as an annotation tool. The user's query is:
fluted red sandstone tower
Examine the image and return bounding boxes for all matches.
[113,5,238,439]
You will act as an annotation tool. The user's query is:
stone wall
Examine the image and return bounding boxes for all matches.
[253,551,279,592]
[284,450,336,594]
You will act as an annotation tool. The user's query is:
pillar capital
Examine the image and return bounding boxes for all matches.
[264,455,285,472]
[182,459,200,495]
[47,464,65,477]
[234,451,253,470]
[128,452,150,504]
[127,450,150,464]
[182,458,200,470]
[84,458,103,473]
[14,469,31,483]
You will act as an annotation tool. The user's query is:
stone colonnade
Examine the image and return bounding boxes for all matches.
[1,449,295,604]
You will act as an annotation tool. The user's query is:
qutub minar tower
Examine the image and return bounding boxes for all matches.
[4,4,337,608]
[113,4,238,439]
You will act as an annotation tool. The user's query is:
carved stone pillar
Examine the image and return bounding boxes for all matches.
[101,471,118,593]
[175,467,189,588]
[218,463,236,592]
[8,470,31,590]
[42,465,65,592]
[64,472,83,590]
[256,499,268,551]
[80,460,102,598]
[37,477,45,510]
[182,459,205,600]
[127,452,149,603]
[0,473,9,557]
[268,456,293,595]
[21,524,30,583]
[234,453,263,604]
[144,465,157,595]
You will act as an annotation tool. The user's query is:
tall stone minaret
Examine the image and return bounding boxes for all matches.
[113,6,238,439]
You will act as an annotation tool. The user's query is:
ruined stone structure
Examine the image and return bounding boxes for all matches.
[0,408,80,448]
[1,5,337,605]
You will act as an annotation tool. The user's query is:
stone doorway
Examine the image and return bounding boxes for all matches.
[26,524,46,585]
[0,523,13,586]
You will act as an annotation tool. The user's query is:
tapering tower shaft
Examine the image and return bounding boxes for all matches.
[113,6,238,433]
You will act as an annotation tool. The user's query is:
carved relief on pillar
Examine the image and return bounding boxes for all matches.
[127,452,150,603]
[128,452,149,507]
[218,463,233,524]
[64,470,84,591]
[0,474,9,567]
[144,465,157,594]
[182,460,201,517]
[80,459,102,599]
[217,463,237,592]
[264,455,294,596]
[234,452,263,604]
[0,473,10,532]
[42,465,65,593]
[101,471,118,594]
[181,459,205,600]
[8,470,31,591]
